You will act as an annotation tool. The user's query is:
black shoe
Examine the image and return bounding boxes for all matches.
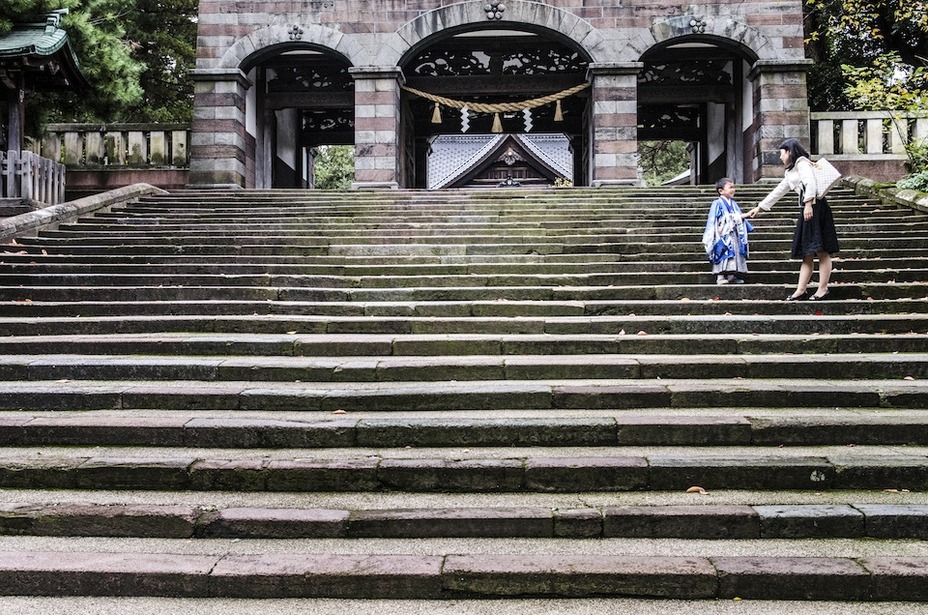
[785,291,808,301]
[808,290,831,301]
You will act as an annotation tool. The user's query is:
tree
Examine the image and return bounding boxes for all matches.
[804,0,928,111]
[638,140,690,186]
[1,0,196,130]
[313,146,355,190]
[119,0,197,123]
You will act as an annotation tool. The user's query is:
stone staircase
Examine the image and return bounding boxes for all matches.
[0,185,927,605]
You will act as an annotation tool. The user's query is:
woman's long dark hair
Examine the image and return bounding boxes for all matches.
[778,138,811,170]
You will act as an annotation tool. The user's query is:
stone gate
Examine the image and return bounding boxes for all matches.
[189,0,811,189]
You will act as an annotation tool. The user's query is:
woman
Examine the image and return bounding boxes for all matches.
[747,138,840,301]
[703,177,752,285]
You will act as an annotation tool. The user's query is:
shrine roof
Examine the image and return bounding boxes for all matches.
[0,10,88,90]
[429,133,572,190]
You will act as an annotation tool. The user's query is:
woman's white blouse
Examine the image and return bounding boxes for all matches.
[757,157,818,211]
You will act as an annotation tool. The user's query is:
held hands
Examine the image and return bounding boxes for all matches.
[803,201,814,221]
[746,207,761,219]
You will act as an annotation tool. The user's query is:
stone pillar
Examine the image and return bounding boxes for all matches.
[350,67,404,190]
[748,60,814,182]
[586,63,643,187]
[187,68,252,189]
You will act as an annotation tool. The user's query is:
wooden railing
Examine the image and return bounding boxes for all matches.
[1,150,67,206]
[33,123,190,167]
[811,111,928,158]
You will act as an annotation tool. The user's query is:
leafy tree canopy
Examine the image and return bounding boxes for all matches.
[1,0,196,127]
[805,0,928,111]
[314,146,355,190]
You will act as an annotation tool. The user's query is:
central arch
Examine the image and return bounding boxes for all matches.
[398,25,592,187]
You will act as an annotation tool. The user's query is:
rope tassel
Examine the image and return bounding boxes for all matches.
[491,112,503,133]
[554,100,563,122]
[431,102,442,124]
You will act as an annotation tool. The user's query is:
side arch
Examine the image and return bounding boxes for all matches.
[647,15,771,62]
[219,22,371,71]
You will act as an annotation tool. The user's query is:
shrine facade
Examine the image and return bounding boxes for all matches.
[190,0,812,189]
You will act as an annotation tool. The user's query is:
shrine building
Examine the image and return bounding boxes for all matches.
[190,0,812,189]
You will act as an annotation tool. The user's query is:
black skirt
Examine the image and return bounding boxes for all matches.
[791,196,840,258]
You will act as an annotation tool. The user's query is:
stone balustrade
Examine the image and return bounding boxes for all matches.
[18,113,927,192]
[35,123,190,168]
[811,111,928,158]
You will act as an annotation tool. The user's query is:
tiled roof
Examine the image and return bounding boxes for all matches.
[520,133,572,179]
[0,10,87,90]
[0,12,70,57]
[428,133,572,189]
[428,135,505,190]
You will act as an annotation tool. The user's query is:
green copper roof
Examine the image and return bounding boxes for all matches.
[0,10,73,59]
[0,10,88,90]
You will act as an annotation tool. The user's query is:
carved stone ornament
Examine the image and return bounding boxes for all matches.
[485,2,506,20]
[288,24,304,41]
[689,18,707,34]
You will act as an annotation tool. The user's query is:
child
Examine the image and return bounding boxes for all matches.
[703,177,752,284]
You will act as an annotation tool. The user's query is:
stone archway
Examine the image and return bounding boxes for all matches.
[638,36,759,184]
[397,26,592,188]
[641,15,811,183]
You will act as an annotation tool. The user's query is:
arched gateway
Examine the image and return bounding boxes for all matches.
[189,1,812,189]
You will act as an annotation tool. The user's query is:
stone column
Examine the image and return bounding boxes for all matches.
[349,66,404,190]
[187,68,252,189]
[748,60,814,182]
[586,63,643,187]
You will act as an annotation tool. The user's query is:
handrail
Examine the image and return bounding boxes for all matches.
[1,150,66,206]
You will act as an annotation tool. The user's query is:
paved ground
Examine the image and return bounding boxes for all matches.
[4,597,928,615]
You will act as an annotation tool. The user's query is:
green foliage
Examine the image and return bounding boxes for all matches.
[0,0,196,128]
[897,170,928,192]
[638,141,690,186]
[843,52,928,111]
[804,0,928,111]
[314,146,355,190]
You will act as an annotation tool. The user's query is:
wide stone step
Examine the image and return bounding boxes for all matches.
[0,352,925,382]
[0,332,923,357]
[2,266,926,287]
[2,501,927,540]
[2,410,926,447]
[1,282,924,302]
[0,377,925,412]
[0,545,925,600]
[3,298,928,318]
[1,312,925,335]
[0,444,926,492]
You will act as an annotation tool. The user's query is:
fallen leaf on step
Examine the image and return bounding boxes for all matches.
[686,486,707,494]
[332,409,347,415]
[637,331,647,336]
[904,376,915,380]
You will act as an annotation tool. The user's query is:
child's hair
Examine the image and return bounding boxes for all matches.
[778,138,811,170]
[715,177,734,193]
